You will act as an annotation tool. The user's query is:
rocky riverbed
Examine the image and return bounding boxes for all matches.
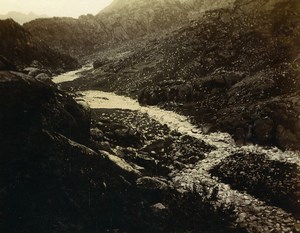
[1,65,299,233]
[57,71,300,232]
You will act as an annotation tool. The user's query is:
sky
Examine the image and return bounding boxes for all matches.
[0,0,113,18]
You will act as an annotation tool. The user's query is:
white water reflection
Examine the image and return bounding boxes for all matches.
[52,64,93,84]
[78,90,300,165]
[78,90,216,138]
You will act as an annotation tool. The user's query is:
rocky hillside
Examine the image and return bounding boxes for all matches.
[0,19,79,72]
[23,0,234,57]
[63,0,300,150]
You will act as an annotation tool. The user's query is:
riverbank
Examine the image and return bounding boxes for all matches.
[52,68,300,229]
[89,105,300,232]
[71,86,300,232]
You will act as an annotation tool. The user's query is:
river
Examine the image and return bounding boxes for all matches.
[53,67,300,232]
[52,63,93,84]
[53,67,299,165]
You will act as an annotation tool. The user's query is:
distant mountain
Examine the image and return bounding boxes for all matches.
[23,0,234,57]
[0,11,49,25]
[0,19,79,72]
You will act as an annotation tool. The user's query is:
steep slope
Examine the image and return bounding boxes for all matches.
[0,19,79,72]
[65,0,300,150]
[23,0,234,57]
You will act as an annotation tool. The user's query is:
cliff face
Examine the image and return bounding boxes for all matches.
[0,19,79,72]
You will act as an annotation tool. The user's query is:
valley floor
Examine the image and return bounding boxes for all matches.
[68,85,300,232]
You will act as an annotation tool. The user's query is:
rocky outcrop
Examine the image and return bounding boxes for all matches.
[0,71,90,144]
[0,71,127,232]
[0,19,79,72]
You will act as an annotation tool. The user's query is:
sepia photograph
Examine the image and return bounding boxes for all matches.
[0,0,300,232]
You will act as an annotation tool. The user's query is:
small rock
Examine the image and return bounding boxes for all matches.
[136,176,168,190]
[238,212,247,222]
[151,203,167,212]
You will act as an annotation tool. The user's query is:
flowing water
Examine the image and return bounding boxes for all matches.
[53,68,300,232]
[53,68,300,165]
[52,63,93,84]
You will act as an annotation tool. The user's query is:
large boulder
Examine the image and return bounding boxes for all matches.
[0,71,91,152]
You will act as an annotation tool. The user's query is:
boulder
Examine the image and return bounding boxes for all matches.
[30,60,44,68]
[253,118,274,145]
[35,73,52,83]
[113,126,143,147]
[23,67,42,77]
[101,150,141,176]
[136,176,169,191]
[276,125,299,150]
[0,71,91,145]
[91,128,104,140]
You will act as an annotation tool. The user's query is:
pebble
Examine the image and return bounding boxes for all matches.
[238,212,247,222]
[244,200,251,205]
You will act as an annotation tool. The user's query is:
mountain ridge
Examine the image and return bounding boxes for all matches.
[24,0,235,57]
[0,11,49,25]
[0,19,79,72]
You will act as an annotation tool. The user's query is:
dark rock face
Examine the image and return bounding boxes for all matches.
[0,71,142,233]
[0,72,92,232]
[0,56,16,71]
[0,19,79,72]
[0,71,90,145]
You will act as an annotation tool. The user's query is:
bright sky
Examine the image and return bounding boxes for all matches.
[0,0,113,17]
